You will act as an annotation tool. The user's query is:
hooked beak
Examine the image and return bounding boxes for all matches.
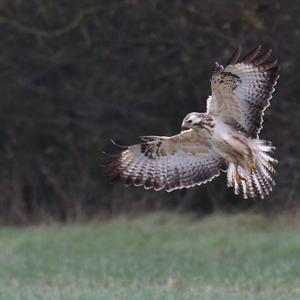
[181,122,189,131]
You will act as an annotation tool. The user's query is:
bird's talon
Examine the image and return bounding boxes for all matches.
[236,173,245,184]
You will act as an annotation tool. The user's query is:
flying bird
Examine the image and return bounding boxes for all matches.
[107,46,279,199]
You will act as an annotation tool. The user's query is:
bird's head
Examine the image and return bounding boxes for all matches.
[181,112,214,132]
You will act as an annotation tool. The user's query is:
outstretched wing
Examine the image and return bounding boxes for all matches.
[207,46,279,137]
[107,129,226,192]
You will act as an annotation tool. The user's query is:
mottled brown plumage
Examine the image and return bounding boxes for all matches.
[107,46,279,199]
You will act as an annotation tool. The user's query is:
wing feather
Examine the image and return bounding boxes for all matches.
[208,46,279,137]
[225,45,241,65]
[107,130,226,192]
[240,45,261,63]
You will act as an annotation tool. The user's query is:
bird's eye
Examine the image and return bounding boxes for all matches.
[187,119,192,123]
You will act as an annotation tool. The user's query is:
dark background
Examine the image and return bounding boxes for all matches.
[0,0,299,223]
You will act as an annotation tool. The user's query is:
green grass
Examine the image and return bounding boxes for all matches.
[0,213,299,300]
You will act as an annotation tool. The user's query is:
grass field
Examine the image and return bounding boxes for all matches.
[0,213,299,300]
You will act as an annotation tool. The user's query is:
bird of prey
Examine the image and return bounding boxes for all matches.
[108,46,279,199]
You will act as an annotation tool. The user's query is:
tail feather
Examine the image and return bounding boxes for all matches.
[226,139,277,199]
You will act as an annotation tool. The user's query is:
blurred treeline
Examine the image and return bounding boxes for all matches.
[0,0,299,223]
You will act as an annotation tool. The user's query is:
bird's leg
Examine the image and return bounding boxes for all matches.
[236,172,245,184]
[247,160,256,173]
[244,148,256,174]
[235,166,245,184]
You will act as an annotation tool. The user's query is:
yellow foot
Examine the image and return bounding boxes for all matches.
[236,173,245,184]
[247,161,256,174]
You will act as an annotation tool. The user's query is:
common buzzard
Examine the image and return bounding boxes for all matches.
[107,46,279,199]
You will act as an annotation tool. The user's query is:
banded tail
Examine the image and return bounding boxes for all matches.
[227,139,277,199]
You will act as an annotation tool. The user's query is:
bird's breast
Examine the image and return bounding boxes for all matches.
[210,121,246,162]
